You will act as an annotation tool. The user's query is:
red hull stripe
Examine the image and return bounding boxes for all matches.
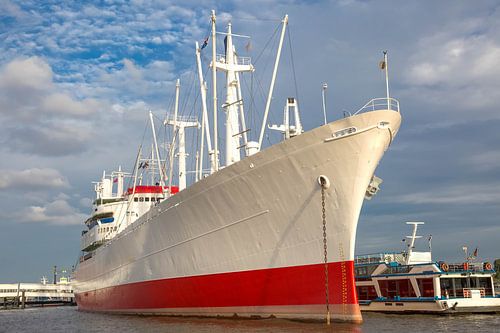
[76,261,358,312]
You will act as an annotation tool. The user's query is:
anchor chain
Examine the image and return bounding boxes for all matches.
[320,180,331,325]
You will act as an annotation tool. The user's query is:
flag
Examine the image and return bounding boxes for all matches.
[245,40,252,52]
[379,60,386,70]
[473,247,478,257]
[201,36,209,50]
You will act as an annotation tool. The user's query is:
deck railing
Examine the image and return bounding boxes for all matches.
[355,252,406,265]
[353,97,400,115]
[216,54,252,66]
[463,288,485,298]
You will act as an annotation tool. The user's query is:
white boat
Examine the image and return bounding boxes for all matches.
[72,11,401,323]
[355,222,500,313]
[0,275,74,306]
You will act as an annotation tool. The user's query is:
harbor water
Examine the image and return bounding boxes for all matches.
[0,306,498,333]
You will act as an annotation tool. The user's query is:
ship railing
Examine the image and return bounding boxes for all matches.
[216,54,252,66]
[355,252,405,265]
[353,97,400,116]
[446,262,485,272]
[165,114,198,123]
[463,288,485,298]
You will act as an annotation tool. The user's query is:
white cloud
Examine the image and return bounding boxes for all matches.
[0,56,53,92]
[18,198,87,225]
[464,151,500,171]
[0,168,69,190]
[403,15,500,116]
[42,93,99,116]
[384,183,500,205]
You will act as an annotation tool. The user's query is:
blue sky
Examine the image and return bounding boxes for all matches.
[1,0,499,282]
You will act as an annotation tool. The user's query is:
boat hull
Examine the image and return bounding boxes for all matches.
[360,298,500,314]
[73,110,401,323]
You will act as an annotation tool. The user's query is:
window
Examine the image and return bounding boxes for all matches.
[357,285,378,300]
[145,197,150,202]
[134,198,138,202]
[139,197,144,202]
[417,278,434,297]
[378,279,417,298]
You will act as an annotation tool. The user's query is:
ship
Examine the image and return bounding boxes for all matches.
[72,11,402,323]
[355,222,500,313]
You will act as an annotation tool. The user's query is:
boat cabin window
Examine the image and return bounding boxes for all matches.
[378,279,417,298]
[417,278,434,297]
[134,198,138,202]
[357,285,378,300]
[441,277,493,298]
[139,197,144,202]
[145,197,149,202]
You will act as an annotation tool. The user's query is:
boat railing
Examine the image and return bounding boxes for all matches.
[446,262,486,272]
[216,54,252,66]
[355,252,405,265]
[353,97,400,115]
[463,288,485,298]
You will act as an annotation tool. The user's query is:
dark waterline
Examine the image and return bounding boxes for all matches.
[1,306,499,333]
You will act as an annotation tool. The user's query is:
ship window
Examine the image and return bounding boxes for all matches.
[134,197,138,202]
[357,285,378,300]
[139,197,144,202]
[145,197,149,202]
[114,227,117,231]
[378,279,417,299]
[478,277,493,296]
[417,278,434,297]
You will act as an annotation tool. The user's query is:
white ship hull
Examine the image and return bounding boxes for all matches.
[73,109,401,323]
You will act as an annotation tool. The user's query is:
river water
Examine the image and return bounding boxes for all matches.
[0,306,498,333]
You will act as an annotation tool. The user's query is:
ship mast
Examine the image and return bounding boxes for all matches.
[405,221,424,265]
[212,16,254,167]
[257,14,288,151]
[167,79,180,196]
[195,41,215,175]
[211,10,219,171]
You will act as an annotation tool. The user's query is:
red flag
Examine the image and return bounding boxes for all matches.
[473,248,478,257]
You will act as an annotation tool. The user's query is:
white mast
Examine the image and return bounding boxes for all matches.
[116,165,124,197]
[149,111,165,186]
[211,10,219,171]
[383,50,390,110]
[321,83,328,125]
[235,70,248,154]
[167,79,180,196]
[224,23,241,166]
[405,221,424,265]
[195,41,215,175]
[166,116,199,191]
[212,22,254,167]
[258,14,288,151]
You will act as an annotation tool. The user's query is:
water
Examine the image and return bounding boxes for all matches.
[0,306,498,333]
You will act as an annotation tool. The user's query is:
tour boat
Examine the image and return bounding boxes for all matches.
[355,222,500,313]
